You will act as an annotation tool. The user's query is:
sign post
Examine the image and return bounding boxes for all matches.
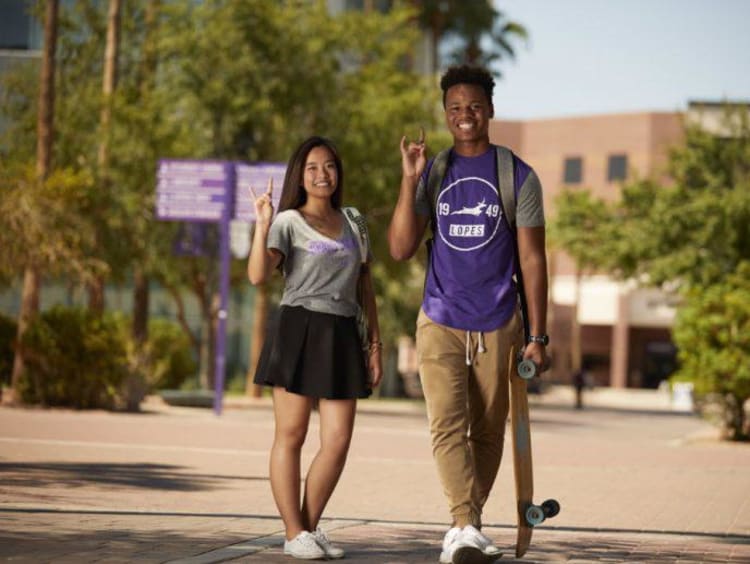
[213,162,236,415]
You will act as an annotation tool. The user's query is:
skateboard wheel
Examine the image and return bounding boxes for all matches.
[518,359,537,380]
[542,499,560,518]
[525,504,545,526]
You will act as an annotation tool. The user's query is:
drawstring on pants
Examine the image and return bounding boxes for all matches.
[465,331,487,365]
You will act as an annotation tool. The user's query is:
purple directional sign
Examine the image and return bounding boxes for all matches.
[234,162,286,222]
[156,159,231,222]
[154,158,284,416]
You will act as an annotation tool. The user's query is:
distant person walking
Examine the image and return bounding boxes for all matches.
[573,367,586,409]
[248,136,382,560]
[388,64,549,563]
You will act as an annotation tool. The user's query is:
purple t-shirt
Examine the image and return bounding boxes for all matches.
[415,146,544,332]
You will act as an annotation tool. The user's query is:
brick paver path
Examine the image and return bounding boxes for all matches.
[1,394,749,562]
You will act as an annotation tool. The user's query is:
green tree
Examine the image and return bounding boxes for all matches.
[1,0,443,397]
[673,262,750,440]
[414,0,528,72]
[8,0,60,397]
[88,0,123,313]
[153,1,440,388]
[603,111,750,287]
[549,189,612,373]
[552,107,750,439]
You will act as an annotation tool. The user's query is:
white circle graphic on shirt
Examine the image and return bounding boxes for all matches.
[436,176,503,251]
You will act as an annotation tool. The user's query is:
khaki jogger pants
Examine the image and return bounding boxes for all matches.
[416,308,524,528]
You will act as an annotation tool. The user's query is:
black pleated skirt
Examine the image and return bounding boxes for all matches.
[253,305,371,399]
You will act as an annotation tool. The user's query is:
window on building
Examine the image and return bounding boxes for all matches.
[607,154,628,182]
[342,0,393,13]
[0,0,38,50]
[563,157,583,184]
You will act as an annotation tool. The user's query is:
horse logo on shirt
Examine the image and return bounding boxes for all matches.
[450,198,487,216]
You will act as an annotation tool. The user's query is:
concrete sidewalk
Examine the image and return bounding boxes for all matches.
[1,387,749,563]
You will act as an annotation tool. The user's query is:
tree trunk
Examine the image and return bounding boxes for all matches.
[429,9,445,74]
[547,251,558,380]
[10,0,59,400]
[164,282,200,350]
[89,0,122,314]
[246,285,268,397]
[11,267,41,394]
[132,268,149,344]
[139,0,159,93]
[131,0,159,343]
[193,274,216,390]
[36,0,57,178]
[571,267,582,375]
[98,0,121,172]
[727,393,749,441]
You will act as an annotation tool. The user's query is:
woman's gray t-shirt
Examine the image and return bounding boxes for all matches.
[267,209,364,318]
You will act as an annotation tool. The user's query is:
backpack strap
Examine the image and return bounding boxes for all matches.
[343,207,369,264]
[495,145,516,232]
[426,148,451,224]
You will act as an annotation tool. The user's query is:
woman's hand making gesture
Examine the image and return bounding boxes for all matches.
[249,177,274,230]
[247,177,281,285]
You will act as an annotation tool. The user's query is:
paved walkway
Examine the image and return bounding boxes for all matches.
[1,387,749,563]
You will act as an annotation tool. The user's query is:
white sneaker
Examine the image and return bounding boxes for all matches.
[313,527,345,559]
[283,531,326,560]
[443,525,497,564]
[439,527,462,563]
[461,525,502,556]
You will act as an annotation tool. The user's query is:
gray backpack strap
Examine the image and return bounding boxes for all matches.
[343,207,368,264]
[495,145,516,232]
[426,148,451,221]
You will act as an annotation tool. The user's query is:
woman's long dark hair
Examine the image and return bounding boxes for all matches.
[278,136,344,212]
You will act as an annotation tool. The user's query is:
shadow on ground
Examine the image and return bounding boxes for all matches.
[0,461,266,491]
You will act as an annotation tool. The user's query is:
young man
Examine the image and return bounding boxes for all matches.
[388,65,549,563]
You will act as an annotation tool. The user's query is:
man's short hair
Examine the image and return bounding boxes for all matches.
[440,65,495,108]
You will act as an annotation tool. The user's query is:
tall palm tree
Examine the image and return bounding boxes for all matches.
[11,0,60,398]
[415,0,528,74]
[89,0,123,314]
[131,0,160,344]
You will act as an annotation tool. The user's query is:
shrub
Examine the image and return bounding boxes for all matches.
[18,306,129,409]
[143,318,197,391]
[672,262,750,441]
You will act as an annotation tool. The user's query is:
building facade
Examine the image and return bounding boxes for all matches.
[490,112,685,388]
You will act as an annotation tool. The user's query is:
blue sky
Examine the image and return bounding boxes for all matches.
[490,0,750,120]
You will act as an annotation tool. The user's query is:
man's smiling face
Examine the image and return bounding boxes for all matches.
[444,83,494,146]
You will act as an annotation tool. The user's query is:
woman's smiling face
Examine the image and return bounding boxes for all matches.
[302,145,338,200]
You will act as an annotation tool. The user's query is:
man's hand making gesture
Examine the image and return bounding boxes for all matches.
[400,127,426,179]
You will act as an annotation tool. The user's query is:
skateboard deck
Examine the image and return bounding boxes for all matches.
[511,356,560,558]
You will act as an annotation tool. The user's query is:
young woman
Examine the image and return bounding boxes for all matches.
[248,136,383,560]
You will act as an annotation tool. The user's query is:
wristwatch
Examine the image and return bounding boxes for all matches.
[527,334,549,346]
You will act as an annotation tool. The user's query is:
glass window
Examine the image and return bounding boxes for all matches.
[608,154,628,182]
[0,0,35,50]
[563,157,583,184]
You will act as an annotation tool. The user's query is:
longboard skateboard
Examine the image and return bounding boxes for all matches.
[511,355,560,558]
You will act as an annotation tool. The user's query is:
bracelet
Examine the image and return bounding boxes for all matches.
[368,340,383,351]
